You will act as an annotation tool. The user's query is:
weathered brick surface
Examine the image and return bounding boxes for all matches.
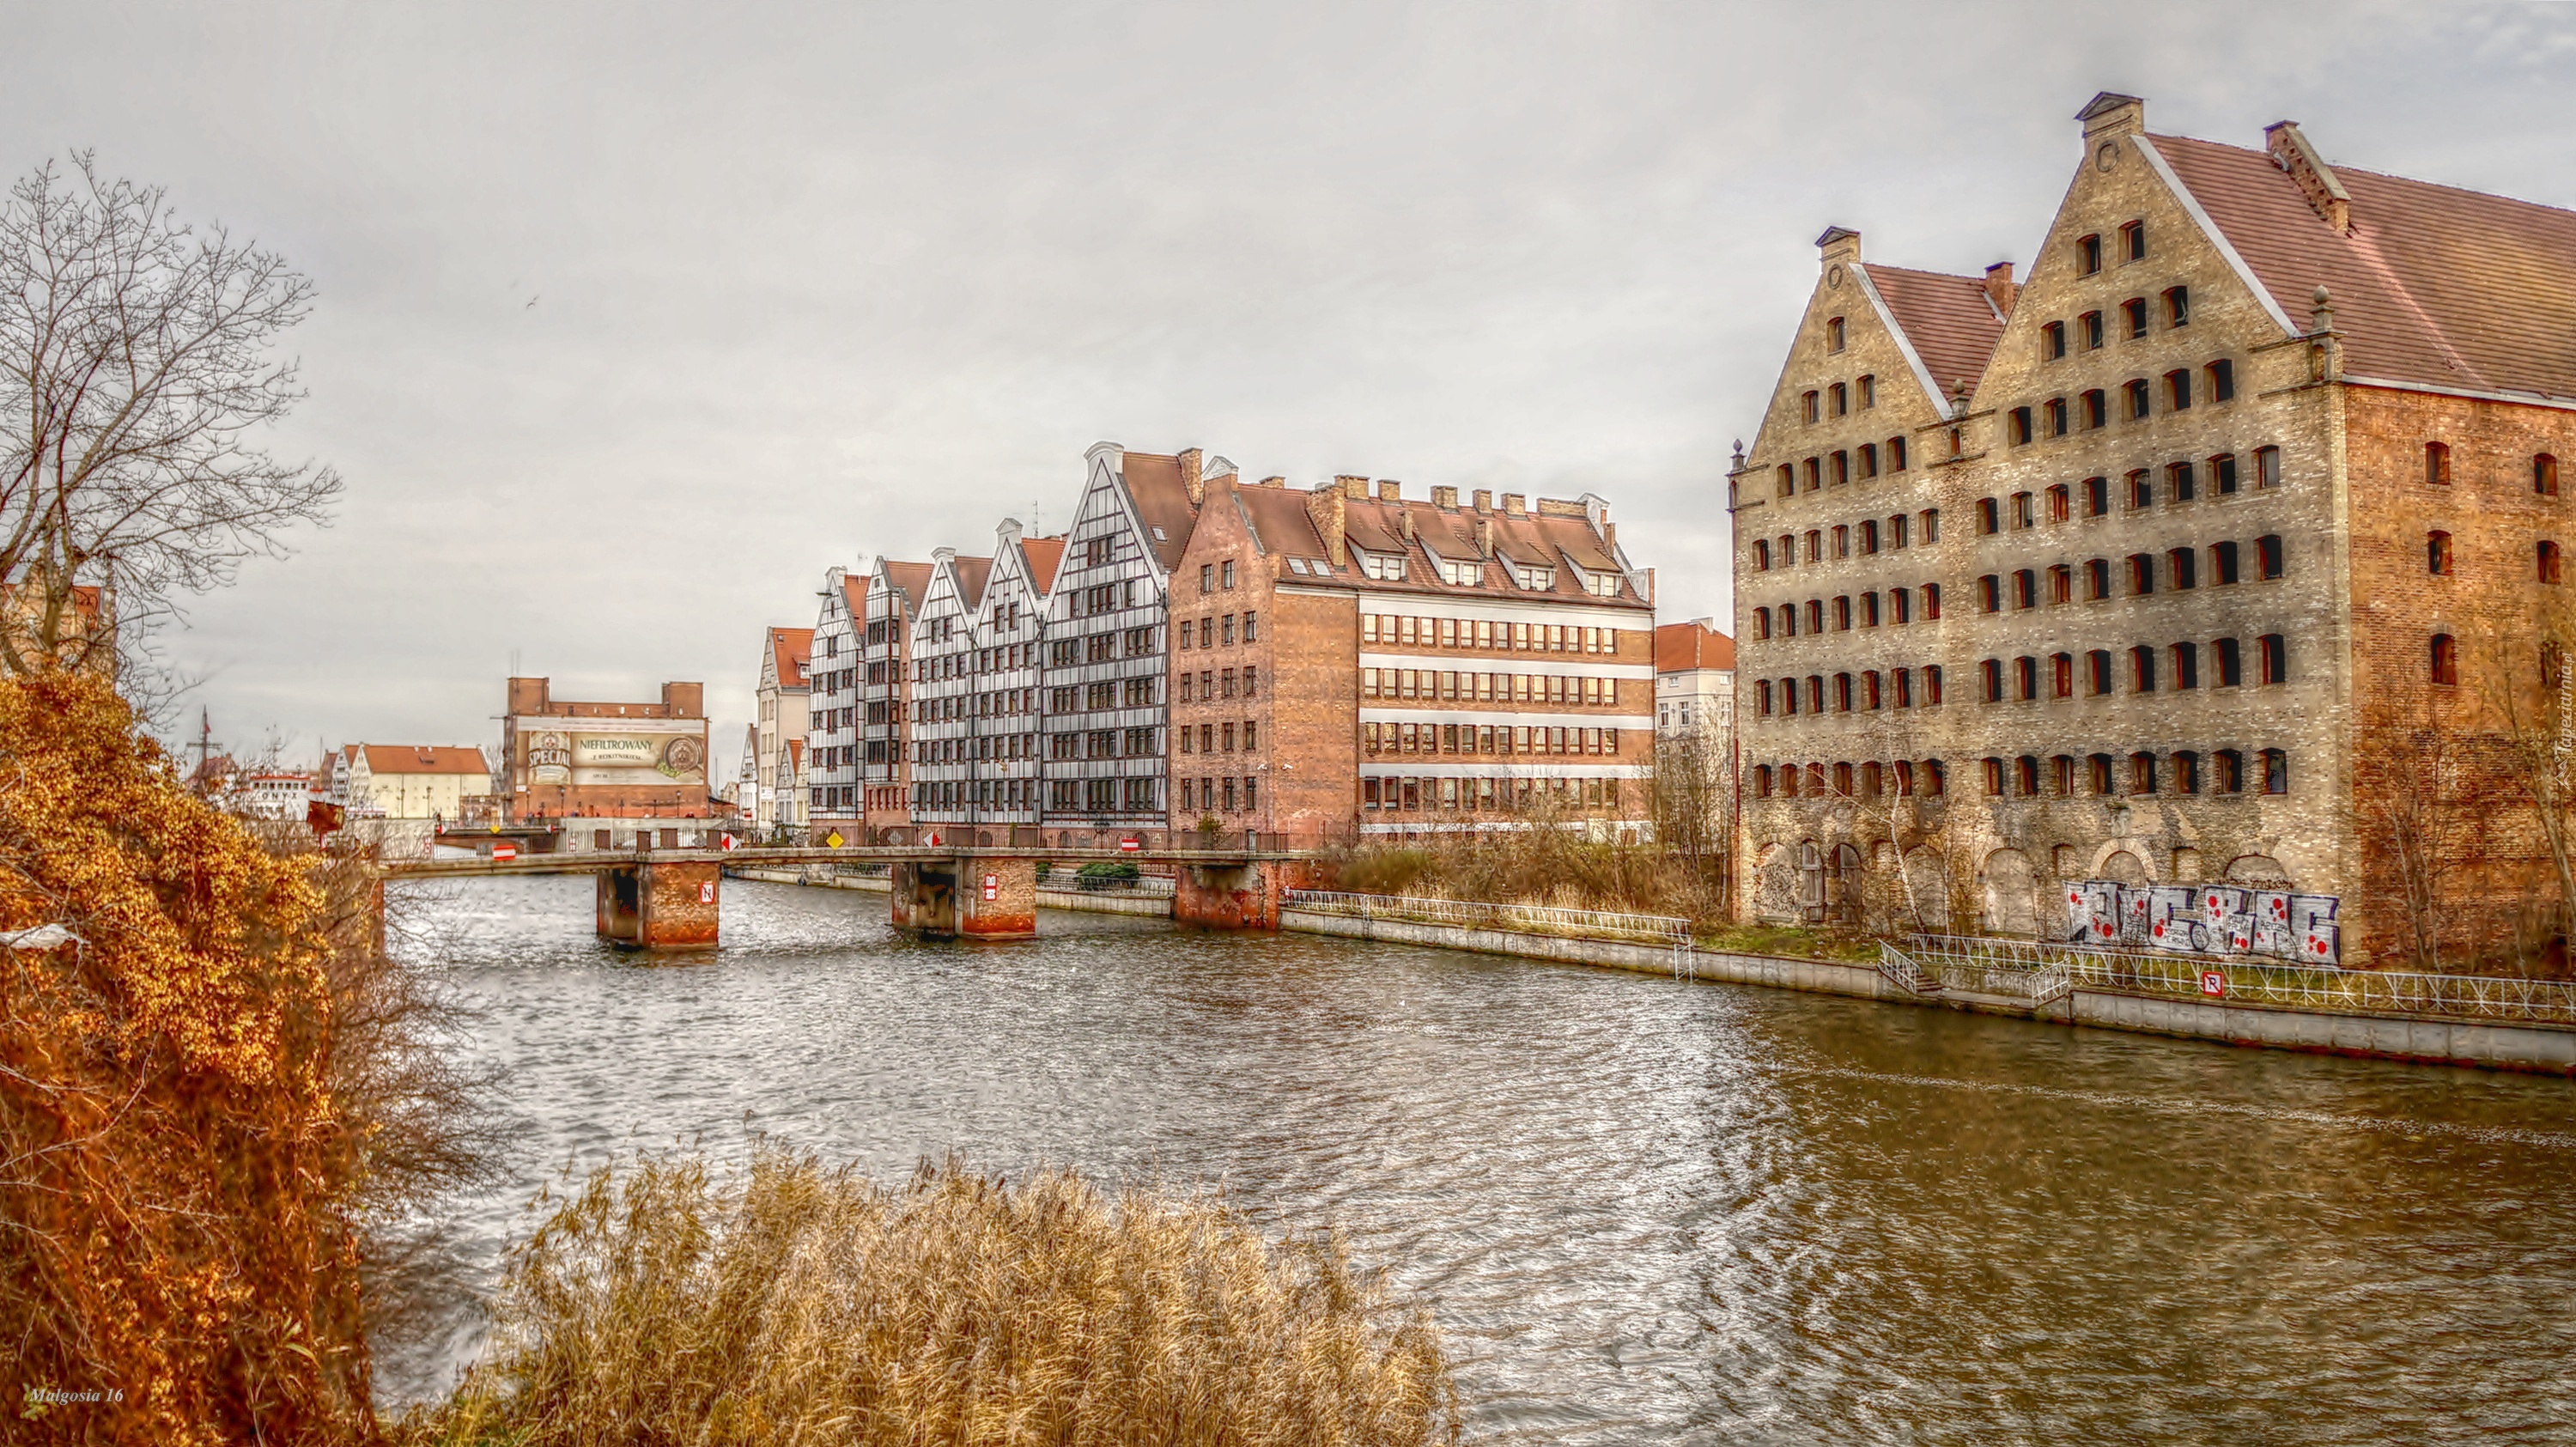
[1729,98,2576,965]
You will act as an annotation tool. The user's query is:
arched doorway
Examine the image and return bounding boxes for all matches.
[2225,854,2292,885]
[1797,842,1826,922]
[2099,849,2148,885]
[1828,843,1864,926]
[1900,847,1952,933]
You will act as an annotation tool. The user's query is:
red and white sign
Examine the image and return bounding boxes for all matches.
[2198,970,2228,998]
[699,880,715,904]
[981,872,999,901]
[720,833,738,851]
[491,842,518,862]
[1119,836,1140,852]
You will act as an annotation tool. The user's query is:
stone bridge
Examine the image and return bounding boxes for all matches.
[386,846,1329,950]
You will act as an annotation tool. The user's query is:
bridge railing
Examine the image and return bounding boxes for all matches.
[1905,933,2576,1026]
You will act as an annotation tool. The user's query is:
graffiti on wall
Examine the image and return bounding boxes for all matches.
[2063,881,2341,967]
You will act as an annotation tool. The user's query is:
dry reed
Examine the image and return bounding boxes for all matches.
[1332,803,1724,925]
[397,1146,1459,1446]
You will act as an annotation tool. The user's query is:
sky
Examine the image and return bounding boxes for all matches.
[6,1,2573,767]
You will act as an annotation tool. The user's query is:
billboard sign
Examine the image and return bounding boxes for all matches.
[518,721,708,788]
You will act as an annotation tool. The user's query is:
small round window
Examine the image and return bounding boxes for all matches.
[2096,141,2118,172]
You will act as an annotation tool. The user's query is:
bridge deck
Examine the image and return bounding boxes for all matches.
[386,846,1323,879]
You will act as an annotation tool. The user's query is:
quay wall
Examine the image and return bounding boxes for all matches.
[718,871,2573,1073]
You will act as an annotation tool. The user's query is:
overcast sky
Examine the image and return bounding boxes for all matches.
[8,2,2572,766]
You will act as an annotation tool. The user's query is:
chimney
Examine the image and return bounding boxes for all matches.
[2076,92,2146,143]
[1335,473,1370,501]
[1375,480,1401,502]
[1474,516,1494,556]
[1431,485,1459,509]
[1260,475,1285,488]
[2265,121,2350,233]
[1177,448,1205,506]
[1983,261,2019,318]
[1473,489,1492,513]
[1815,225,1861,265]
[1305,480,1350,568]
[1501,492,1526,517]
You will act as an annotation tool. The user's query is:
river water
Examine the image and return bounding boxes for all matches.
[385,875,2576,1444]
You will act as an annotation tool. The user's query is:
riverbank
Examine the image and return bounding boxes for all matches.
[724,867,2576,1075]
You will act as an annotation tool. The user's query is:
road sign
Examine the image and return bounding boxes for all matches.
[1120,836,1140,852]
[720,833,738,851]
[825,831,845,848]
[699,880,715,904]
[2199,970,2227,998]
[981,872,999,901]
[491,842,518,862]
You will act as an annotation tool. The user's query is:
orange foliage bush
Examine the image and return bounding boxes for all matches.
[1,670,373,1443]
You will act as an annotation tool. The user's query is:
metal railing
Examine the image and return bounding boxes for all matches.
[1877,940,1941,996]
[1907,933,2576,1026]
[1283,890,1697,981]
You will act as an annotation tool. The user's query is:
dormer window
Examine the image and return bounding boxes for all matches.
[1509,559,1554,591]
[1582,569,1621,599]
[1358,550,1406,581]
[1437,556,1483,587]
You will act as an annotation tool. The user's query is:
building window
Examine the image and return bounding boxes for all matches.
[2043,321,2066,360]
[2125,378,2151,420]
[2088,753,2114,794]
[2084,557,2110,600]
[2427,442,2451,485]
[2263,749,2288,795]
[2208,359,2235,402]
[2051,652,2073,698]
[1776,465,1795,500]
[2172,641,2199,689]
[2216,637,2243,687]
[2084,476,2108,517]
[1803,458,1821,491]
[2164,287,2190,326]
[2260,634,2287,685]
[1826,316,1845,352]
[2540,453,2562,496]
[1802,391,1820,423]
[1892,588,1911,624]
[1756,680,1773,716]
[2428,531,2452,575]
[2087,649,2112,695]
[2257,446,2281,489]
[2013,568,2037,608]
[2172,751,2200,794]
[1888,436,1908,471]
[2258,535,2284,580]
[2547,540,2567,584]
[1859,375,1875,408]
[1923,582,1941,618]
[2014,654,2038,700]
[1857,442,1880,478]
[2009,408,2032,446]
[1924,666,1943,705]
[1984,757,2005,795]
[2214,750,2243,793]
[2166,369,2191,410]
[2212,540,2240,586]
[2123,297,2148,338]
[2077,234,2102,275]
[1980,658,2002,702]
[1831,382,1848,415]
[2432,633,2458,686]
[2126,751,2155,795]
[2121,220,2146,261]
[1861,520,1880,554]
[2081,310,2104,350]
[2046,483,2069,522]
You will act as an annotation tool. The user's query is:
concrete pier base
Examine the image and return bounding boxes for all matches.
[597,859,721,950]
[890,855,1037,941]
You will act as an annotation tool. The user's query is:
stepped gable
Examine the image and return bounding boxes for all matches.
[1859,263,2008,402]
[2151,131,2576,401]
[1115,450,1202,568]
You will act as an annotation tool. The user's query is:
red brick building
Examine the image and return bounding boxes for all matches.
[503,677,712,822]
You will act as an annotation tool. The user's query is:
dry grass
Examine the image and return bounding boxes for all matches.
[393,1146,1459,1447]
[1331,809,1725,926]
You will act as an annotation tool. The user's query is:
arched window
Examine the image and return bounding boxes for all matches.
[2215,750,2244,793]
[1753,608,1771,640]
[1778,604,1795,637]
[1980,658,2003,702]
[1859,375,1875,408]
[1830,383,1848,416]
[1777,533,1795,567]
[2129,751,2158,795]
[2132,644,2157,692]
[1826,317,1846,352]
[2172,641,2200,689]
[2207,359,2235,401]
[1862,761,1883,795]
[2015,756,2039,795]
[1776,465,1794,499]
[2540,453,2561,496]
[2169,548,2197,589]
[1752,765,1772,797]
[2087,649,2112,695]
[2427,531,2452,575]
[2050,755,2076,795]
[1893,760,1915,796]
[2046,483,2069,521]
[2542,540,2562,585]
[2166,368,2192,410]
[2426,441,2451,485]
[2172,751,2201,794]
[1833,596,1852,629]
[1923,583,1942,619]
[2431,633,2458,686]
[1923,666,1943,705]
[1862,591,1880,625]
[1832,450,1850,485]
[1978,575,2002,612]
[1805,599,1824,633]
[1807,676,1825,712]
[1801,391,1820,423]
[1756,680,1773,716]
[1887,436,1908,471]
[1862,520,1880,554]
[1779,763,1798,796]
[1858,442,1879,477]
[1834,673,1853,711]
[2259,635,2286,685]
[2125,377,2151,419]
[1923,759,1946,795]
[2014,655,2037,700]
[2045,398,2069,436]
[1834,762,1854,794]
[1862,670,1882,709]
[2258,534,2284,580]
[2081,388,2106,429]
[2087,753,2114,794]
[2050,653,2073,698]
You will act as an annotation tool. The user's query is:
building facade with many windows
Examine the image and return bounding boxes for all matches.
[805,567,868,840]
[1732,94,2576,970]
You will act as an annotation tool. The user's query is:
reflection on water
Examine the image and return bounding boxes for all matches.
[385,876,2576,1444]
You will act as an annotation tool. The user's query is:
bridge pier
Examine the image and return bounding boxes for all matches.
[890,855,1036,941]
[597,859,721,951]
[1172,858,1321,931]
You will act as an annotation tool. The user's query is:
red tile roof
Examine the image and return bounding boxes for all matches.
[942,555,994,611]
[2150,131,2576,401]
[840,572,868,617]
[1230,484,1328,559]
[1860,263,2008,403]
[1656,621,1735,673]
[361,745,489,776]
[878,561,933,615]
[1327,489,1648,609]
[1020,536,1066,593]
[1118,452,1202,569]
[769,627,813,690]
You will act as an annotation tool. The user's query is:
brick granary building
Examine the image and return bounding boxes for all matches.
[1730,93,2576,971]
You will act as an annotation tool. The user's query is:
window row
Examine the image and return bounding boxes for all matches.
[1364,774,1628,812]
[1977,453,2281,535]
[1361,614,1624,654]
[1799,371,1877,422]
[1037,727,1162,760]
[1975,639,2287,702]
[1178,667,1257,702]
[1749,586,1939,639]
[2425,444,2561,495]
[1179,720,1259,753]
[1772,437,1912,497]
[1179,611,1257,648]
[1364,721,1628,757]
[1751,747,2289,801]
[1362,669,1628,706]
[1047,678,1160,713]
[913,732,1043,763]
[2426,532,2563,581]
[1181,775,1260,814]
[2007,356,2230,443]
[1752,510,1939,570]
[1756,666,1942,716]
[914,776,1050,811]
[1973,538,2285,610]
[2072,220,2151,277]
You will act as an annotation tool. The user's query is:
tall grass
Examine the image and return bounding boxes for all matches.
[398,1146,1459,1446]
[1332,805,1724,925]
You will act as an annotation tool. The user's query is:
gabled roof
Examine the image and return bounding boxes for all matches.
[2149,131,2576,402]
[877,561,933,616]
[1327,490,1647,607]
[1858,263,2007,403]
[947,556,993,611]
[769,627,813,690]
[1117,451,1202,569]
[1656,621,1735,673]
[1020,536,1066,593]
[360,745,489,776]
[1231,485,1328,559]
[840,572,867,617]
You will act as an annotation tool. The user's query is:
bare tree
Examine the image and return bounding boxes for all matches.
[1,152,340,675]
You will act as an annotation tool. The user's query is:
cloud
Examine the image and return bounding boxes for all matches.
[3,0,2567,761]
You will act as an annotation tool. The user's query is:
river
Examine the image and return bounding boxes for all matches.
[382,875,2576,1444]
